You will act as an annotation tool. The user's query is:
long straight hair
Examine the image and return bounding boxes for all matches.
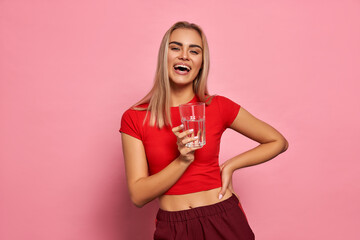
[133,21,212,128]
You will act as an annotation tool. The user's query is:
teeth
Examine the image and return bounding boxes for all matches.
[174,64,191,71]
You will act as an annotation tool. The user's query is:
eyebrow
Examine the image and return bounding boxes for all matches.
[169,41,203,51]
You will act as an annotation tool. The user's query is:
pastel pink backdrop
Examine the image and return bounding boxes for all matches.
[1,0,359,239]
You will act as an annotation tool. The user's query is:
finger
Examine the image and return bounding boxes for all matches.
[172,124,184,135]
[177,128,194,139]
[218,179,229,200]
[228,179,234,192]
[219,164,225,172]
[181,136,198,145]
[177,139,185,147]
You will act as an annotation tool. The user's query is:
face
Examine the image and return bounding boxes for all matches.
[167,28,203,88]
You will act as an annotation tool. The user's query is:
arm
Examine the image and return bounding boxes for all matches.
[121,126,198,207]
[218,107,288,199]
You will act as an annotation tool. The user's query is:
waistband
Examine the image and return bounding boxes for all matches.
[156,194,239,222]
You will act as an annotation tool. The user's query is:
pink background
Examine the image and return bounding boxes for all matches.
[1,0,359,239]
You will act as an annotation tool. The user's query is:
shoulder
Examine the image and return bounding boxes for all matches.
[122,108,136,120]
[208,95,240,106]
[122,103,149,116]
[121,103,149,123]
[120,104,149,139]
[209,95,241,127]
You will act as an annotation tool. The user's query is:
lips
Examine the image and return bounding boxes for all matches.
[173,63,191,74]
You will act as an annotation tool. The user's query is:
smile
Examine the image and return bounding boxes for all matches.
[174,64,191,73]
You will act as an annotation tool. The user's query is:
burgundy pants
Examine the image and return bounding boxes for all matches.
[154,194,255,240]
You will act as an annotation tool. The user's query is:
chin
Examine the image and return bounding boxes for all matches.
[169,76,193,85]
[171,80,194,87]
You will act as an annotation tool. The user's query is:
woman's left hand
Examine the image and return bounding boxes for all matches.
[218,162,234,200]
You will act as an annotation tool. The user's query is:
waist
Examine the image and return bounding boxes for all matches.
[159,187,233,211]
[157,193,240,222]
[161,165,222,195]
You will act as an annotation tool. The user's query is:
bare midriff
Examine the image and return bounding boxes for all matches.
[159,187,234,211]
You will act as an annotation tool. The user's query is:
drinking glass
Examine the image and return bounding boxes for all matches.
[179,102,206,148]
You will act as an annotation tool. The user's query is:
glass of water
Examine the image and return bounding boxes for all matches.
[179,102,206,148]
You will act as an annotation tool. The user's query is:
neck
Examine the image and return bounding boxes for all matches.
[170,83,195,107]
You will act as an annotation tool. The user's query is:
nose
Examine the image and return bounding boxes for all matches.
[179,49,189,60]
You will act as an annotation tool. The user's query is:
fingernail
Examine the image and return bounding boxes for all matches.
[218,194,223,200]
[189,129,194,132]
[194,136,198,139]
[180,124,184,128]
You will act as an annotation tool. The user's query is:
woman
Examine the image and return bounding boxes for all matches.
[120,21,288,240]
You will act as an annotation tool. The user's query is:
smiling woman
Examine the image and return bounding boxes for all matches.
[167,28,203,92]
[119,21,288,240]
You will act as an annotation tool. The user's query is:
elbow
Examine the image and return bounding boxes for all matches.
[128,180,152,208]
[280,137,289,153]
[133,202,145,208]
[130,193,147,208]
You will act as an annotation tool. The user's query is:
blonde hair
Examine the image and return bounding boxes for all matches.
[133,21,212,128]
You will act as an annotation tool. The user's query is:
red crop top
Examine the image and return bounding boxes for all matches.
[119,95,240,195]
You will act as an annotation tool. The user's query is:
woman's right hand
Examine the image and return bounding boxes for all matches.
[172,124,199,163]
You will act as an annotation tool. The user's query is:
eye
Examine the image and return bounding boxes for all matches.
[170,47,180,51]
[190,50,199,55]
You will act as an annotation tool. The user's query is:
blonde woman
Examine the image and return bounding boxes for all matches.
[120,21,288,240]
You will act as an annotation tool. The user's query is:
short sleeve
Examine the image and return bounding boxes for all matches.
[216,95,241,128]
[119,109,142,140]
